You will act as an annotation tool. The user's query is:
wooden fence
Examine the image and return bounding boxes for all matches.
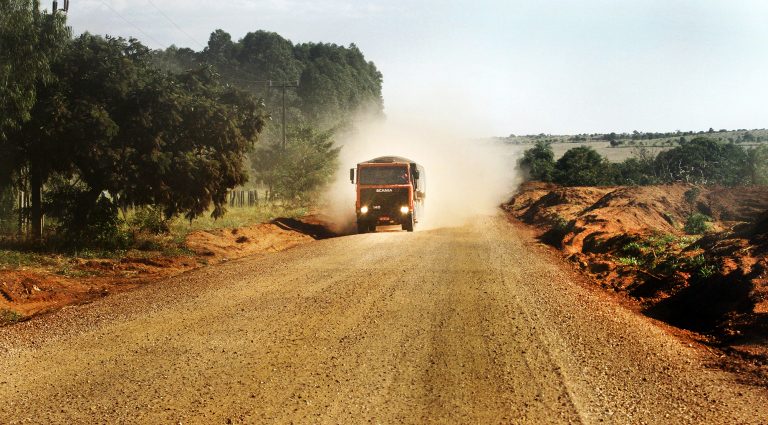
[0,188,264,238]
[228,189,260,207]
[0,189,29,237]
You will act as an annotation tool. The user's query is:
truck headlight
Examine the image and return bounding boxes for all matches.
[360,206,369,214]
[400,206,409,214]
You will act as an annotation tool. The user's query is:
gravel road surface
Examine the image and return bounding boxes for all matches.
[1,215,766,424]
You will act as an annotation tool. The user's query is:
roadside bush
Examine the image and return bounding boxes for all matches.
[697,264,718,279]
[553,146,617,186]
[614,157,658,185]
[541,216,572,245]
[519,141,555,182]
[684,187,701,204]
[129,206,169,235]
[654,137,749,186]
[684,213,712,235]
[617,256,643,267]
[44,182,132,250]
[685,254,708,269]
[0,309,23,325]
[615,234,700,276]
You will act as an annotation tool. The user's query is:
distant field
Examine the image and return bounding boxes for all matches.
[549,142,669,162]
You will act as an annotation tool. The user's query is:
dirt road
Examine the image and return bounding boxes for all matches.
[1,215,766,424]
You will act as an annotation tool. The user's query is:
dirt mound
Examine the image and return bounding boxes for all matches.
[704,187,768,223]
[503,182,558,213]
[184,222,316,259]
[505,183,612,226]
[563,185,699,254]
[508,184,768,254]
[505,183,768,372]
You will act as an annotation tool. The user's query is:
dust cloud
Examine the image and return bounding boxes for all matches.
[320,114,524,233]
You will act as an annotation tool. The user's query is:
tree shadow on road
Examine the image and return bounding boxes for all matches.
[271,217,338,240]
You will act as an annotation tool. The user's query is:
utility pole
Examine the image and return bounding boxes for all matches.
[268,80,299,150]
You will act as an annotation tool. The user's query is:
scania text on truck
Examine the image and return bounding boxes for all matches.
[349,156,426,233]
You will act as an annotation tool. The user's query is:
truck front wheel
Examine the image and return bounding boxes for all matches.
[357,219,369,234]
[402,214,414,232]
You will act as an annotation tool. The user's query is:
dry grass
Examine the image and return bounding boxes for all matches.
[168,204,308,239]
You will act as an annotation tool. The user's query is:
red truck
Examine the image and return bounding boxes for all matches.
[350,156,426,233]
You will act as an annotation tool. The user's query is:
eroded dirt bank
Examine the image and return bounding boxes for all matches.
[0,217,333,322]
[505,182,768,381]
[0,216,766,424]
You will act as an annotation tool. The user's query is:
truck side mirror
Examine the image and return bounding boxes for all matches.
[410,163,419,180]
[349,168,355,184]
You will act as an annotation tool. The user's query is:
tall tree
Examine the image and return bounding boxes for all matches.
[0,0,67,140]
[153,30,383,131]
[0,0,69,240]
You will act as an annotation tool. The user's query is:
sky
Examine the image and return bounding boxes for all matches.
[63,0,768,136]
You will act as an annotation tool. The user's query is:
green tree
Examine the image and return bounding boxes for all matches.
[654,137,749,185]
[153,31,383,131]
[251,126,339,205]
[0,1,69,239]
[616,157,656,185]
[296,42,383,125]
[519,141,555,182]
[8,34,268,245]
[0,0,69,141]
[747,145,768,185]
[151,45,201,74]
[553,146,616,186]
[202,29,236,66]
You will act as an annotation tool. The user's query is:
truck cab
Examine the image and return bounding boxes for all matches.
[350,156,425,233]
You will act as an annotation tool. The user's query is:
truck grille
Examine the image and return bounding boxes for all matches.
[361,188,409,217]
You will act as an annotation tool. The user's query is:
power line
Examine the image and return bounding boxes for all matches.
[145,0,205,50]
[265,81,299,150]
[215,78,301,149]
[98,0,166,48]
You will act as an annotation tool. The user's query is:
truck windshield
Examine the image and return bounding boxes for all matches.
[359,166,409,185]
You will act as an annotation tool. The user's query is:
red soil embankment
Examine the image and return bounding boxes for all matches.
[0,217,334,322]
[505,182,768,375]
